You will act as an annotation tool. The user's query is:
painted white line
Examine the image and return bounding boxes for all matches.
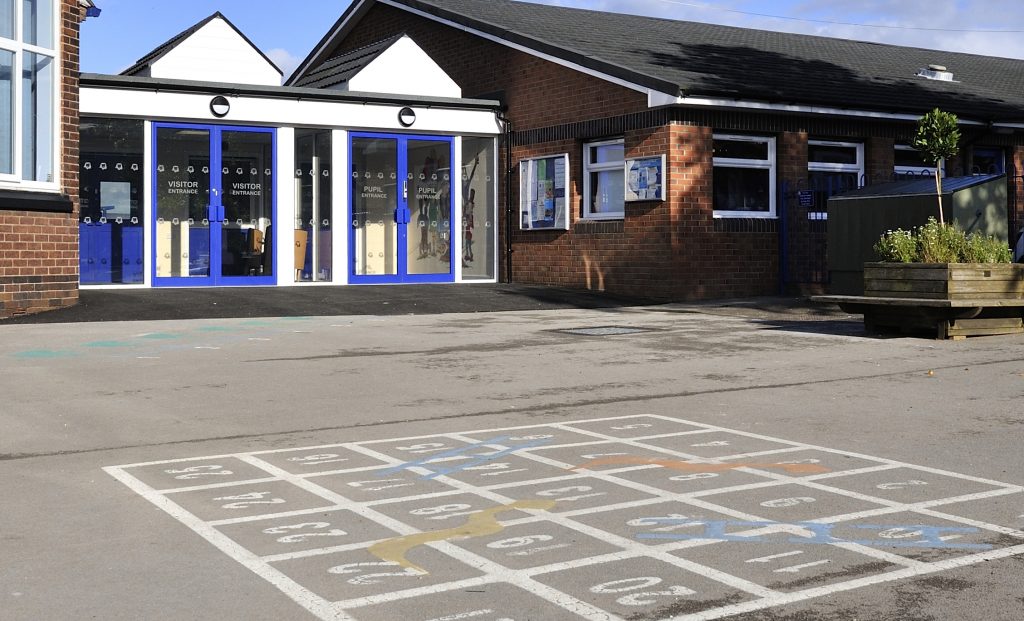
[102,466,353,621]
[161,477,281,494]
[746,551,803,563]
[774,560,830,573]
[208,505,348,527]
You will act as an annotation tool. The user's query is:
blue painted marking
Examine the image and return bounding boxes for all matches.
[85,340,133,348]
[378,436,552,480]
[13,349,78,359]
[634,519,992,550]
[196,326,235,333]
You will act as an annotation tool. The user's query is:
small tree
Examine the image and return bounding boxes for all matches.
[911,108,961,225]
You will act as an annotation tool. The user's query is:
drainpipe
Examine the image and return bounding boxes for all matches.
[499,109,514,283]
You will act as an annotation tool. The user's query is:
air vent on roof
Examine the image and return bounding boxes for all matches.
[916,64,955,82]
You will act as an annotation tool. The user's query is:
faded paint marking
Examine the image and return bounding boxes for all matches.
[368,499,556,573]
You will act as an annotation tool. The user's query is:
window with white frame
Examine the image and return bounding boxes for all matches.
[807,140,863,219]
[0,0,58,187]
[583,138,624,218]
[894,144,936,179]
[713,134,776,217]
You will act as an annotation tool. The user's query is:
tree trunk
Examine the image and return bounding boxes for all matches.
[934,159,945,225]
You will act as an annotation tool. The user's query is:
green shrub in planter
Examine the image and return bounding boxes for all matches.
[874,217,1011,264]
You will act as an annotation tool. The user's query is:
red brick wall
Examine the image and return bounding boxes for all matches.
[333,4,1023,300]
[0,0,82,318]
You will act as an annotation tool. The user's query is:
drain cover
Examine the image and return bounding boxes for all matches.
[556,326,653,336]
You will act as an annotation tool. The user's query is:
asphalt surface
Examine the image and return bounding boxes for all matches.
[3,287,1022,621]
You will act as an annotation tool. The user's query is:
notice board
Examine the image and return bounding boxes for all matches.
[519,154,569,230]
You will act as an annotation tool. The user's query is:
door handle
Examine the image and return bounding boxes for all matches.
[403,180,408,200]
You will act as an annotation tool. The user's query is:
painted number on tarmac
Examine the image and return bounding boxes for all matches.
[164,465,233,480]
[536,485,606,502]
[411,503,480,521]
[263,522,348,543]
[327,561,424,585]
[215,491,286,509]
[876,480,928,490]
[760,497,816,508]
[590,577,696,606]
[287,453,350,466]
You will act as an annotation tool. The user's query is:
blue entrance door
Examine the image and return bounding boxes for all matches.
[349,133,454,283]
[153,124,276,286]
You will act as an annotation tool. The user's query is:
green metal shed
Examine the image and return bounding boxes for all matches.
[826,174,1008,295]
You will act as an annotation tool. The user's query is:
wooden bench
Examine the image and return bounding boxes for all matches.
[812,295,1024,339]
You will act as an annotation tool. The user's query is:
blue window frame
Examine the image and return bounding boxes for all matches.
[349,132,454,284]
[152,123,276,287]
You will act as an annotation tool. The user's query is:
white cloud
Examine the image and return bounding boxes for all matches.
[266,48,303,82]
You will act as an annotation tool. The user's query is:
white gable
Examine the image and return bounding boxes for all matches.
[149,18,282,86]
[344,36,461,98]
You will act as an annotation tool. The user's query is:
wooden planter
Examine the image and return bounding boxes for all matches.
[854,262,1024,338]
[864,262,1024,300]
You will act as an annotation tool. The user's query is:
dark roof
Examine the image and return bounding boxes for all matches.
[121,12,282,77]
[295,0,1024,122]
[292,34,404,89]
[830,174,1004,200]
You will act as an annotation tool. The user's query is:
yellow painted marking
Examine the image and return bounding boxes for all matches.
[569,456,830,475]
[368,499,556,573]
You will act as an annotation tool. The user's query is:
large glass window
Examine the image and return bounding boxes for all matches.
[713,134,776,217]
[461,137,496,280]
[79,118,145,285]
[295,130,332,282]
[0,0,56,186]
[583,138,625,219]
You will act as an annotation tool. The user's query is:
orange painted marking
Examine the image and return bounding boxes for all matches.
[367,499,556,573]
[569,456,830,475]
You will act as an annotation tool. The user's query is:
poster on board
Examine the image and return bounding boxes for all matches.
[519,154,569,230]
[625,155,666,202]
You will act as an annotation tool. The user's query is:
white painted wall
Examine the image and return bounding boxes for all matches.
[148,18,282,86]
[344,36,461,98]
[81,87,502,136]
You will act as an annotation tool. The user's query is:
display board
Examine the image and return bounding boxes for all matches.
[519,154,569,230]
[625,155,666,202]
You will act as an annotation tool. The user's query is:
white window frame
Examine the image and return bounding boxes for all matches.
[712,133,776,218]
[0,0,61,191]
[807,140,863,220]
[894,144,936,179]
[582,137,625,219]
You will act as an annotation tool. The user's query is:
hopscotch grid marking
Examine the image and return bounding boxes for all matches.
[638,414,1024,490]
[103,414,1024,621]
[914,506,1024,538]
[662,542,1024,621]
[210,505,353,527]
[347,441,779,602]
[236,453,620,621]
[448,435,973,572]
[102,466,355,621]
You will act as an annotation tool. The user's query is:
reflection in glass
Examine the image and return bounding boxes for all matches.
[22,0,53,48]
[155,127,211,278]
[221,131,273,278]
[713,167,770,212]
[79,118,145,284]
[21,51,52,181]
[295,130,332,281]
[462,137,496,280]
[407,139,451,276]
[351,138,397,276]
[0,0,13,39]
[0,50,12,175]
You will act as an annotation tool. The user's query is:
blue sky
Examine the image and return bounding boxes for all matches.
[81,0,1024,81]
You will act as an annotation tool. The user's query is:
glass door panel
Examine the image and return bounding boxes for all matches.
[221,130,274,279]
[351,137,399,277]
[295,130,333,282]
[155,127,211,279]
[407,139,452,275]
